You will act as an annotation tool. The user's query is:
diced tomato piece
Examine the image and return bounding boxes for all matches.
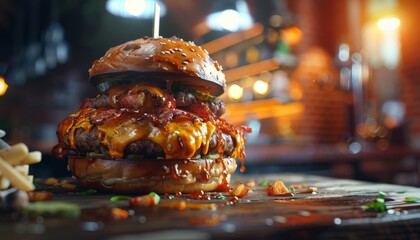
[231,183,250,198]
[111,207,128,220]
[265,180,292,196]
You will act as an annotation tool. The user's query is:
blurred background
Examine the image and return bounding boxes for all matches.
[0,0,419,186]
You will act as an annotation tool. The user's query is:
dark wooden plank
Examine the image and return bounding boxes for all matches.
[1,174,420,240]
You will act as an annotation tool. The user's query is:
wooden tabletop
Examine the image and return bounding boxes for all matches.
[2,173,420,240]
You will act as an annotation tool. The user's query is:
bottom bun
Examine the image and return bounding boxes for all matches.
[68,156,237,194]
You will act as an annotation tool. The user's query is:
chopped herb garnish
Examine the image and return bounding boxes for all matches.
[77,189,97,196]
[364,192,387,213]
[110,196,132,202]
[260,181,270,187]
[148,192,161,205]
[23,201,81,218]
[404,196,420,203]
[289,186,296,194]
[216,195,226,199]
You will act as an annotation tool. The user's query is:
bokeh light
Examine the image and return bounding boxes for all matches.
[377,17,400,31]
[0,76,8,96]
[228,84,244,101]
[253,80,268,95]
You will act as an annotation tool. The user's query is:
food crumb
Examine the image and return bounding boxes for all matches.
[44,177,59,186]
[246,181,255,187]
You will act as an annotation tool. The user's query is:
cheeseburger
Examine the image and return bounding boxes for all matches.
[53,37,251,194]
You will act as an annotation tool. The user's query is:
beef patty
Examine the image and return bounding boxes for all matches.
[67,126,235,159]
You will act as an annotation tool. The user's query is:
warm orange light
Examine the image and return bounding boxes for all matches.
[253,80,268,95]
[245,46,260,63]
[0,76,8,96]
[281,26,302,46]
[225,51,239,68]
[228,84,243,101]
[377,17,400,31]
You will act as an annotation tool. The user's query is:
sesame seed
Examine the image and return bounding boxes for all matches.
[182,61,188,65]
[182,66,187,70]
[160,42,166,45]
[181,53,187,57]
[190,48,195,52]
[162,67,168,71]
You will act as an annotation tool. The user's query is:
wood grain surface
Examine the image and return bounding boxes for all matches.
[2,173,420,240]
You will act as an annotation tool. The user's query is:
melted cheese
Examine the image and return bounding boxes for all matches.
[56,85,247,163]
[97,113,215,159]
[60,107,218,160]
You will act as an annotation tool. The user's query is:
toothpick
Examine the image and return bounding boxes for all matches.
[153,3,160,38]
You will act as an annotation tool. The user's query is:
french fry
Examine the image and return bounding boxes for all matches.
[0,143,29,165]
[15,165,29,175]
[20,151,42,165]
[0,175,10,190]
[26,175,34,183]
[0,156,34,191]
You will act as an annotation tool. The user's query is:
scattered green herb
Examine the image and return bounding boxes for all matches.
[149,192,161,205]
[260,181,270,187]
[77,189,97,196]
[364,192,387,213]
[289,186,296,194]
[404,196,420,203]
[110,196,132,202]
[23,201,81,218]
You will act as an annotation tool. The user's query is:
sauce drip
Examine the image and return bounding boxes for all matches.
[186,190,210,200]
[215,177,231,192]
